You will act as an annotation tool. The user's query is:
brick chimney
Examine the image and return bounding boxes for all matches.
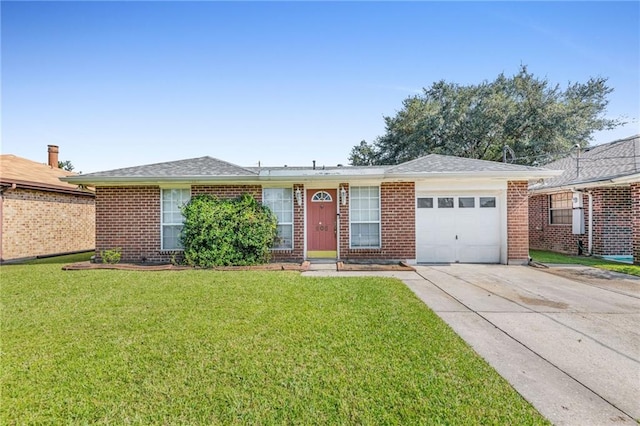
[47,145,59,168]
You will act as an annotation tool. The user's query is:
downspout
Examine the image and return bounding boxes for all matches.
[587,191,593,255]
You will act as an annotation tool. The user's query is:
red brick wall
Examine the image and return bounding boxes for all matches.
[528,192,588,255]
[95,186,161,263]
[507,181,529,262]
[632,183,640,265]
[339,182,415,261]
[191,185,262,201]
[529,187,633,257]
[592,187,632,256]
[1,188,95,261]
[96,185,271,263]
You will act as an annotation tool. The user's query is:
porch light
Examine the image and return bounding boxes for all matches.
[340,186,347,205]
[295,187,303,207]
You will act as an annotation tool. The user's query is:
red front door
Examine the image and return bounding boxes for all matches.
[306,189,337,256]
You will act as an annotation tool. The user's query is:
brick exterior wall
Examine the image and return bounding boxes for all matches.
[96,185,266,263]
[529,186,634,258]
[507,181,529,263]
[528,192,588,254]
[191,185,262,201]
[93,180,542,265]
[1,188,95,261]
[339,182,416,261]
[631,183,639,265]
[96,186,161,263]
[592,187,632,256]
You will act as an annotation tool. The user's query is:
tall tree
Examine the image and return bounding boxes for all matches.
[58,160,75,171]
[349,66,625,166]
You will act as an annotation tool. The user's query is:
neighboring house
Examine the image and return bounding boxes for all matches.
[62,154,559,265]
[0,145,95,262]
[529,135,640,265]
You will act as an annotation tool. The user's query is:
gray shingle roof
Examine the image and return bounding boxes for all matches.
[79,156,257,178]
[532,135,639,190]
[386,154,546,173]
[64,151,559,184]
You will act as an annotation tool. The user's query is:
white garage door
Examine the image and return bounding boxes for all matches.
[416,195,501,263]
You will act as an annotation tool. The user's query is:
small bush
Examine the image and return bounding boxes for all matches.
[100,248,122,264]
[180,194,277,267]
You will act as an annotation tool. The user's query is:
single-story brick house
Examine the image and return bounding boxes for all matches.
[529,135,640,265]
[0,145,95,262]
[62,154,559,265]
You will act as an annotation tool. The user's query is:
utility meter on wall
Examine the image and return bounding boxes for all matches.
[572,191,585,234]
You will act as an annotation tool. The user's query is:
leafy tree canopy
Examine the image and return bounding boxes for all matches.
[349,65,625,166]
[58,160,75,171]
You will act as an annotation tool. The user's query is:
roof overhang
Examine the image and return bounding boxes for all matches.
[529,172,640,195]
[61,168,562,187]
[1,179,95,197]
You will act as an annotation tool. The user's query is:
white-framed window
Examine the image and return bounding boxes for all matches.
[263,188,293,250]
[549,193,572,225]
[161,188,191,250]
[350,186,381,248]
[311,191,333,202]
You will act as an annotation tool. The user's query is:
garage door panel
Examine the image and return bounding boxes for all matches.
[457,245,501,263]
[420,245,456,263]
[416,195,501,264]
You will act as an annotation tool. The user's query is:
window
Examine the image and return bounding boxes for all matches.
[417,197,433,208]
[161,188,190,250]
[311,191,332,202]
[350,186,380,248]
[263,188,293,249]
[549,193,572,225]
[438,197,454,208]
[458,197,475,208]
[480,197,496,208]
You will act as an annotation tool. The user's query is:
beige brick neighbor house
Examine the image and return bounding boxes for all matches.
[63,154,559,265]
[0,145,95,262]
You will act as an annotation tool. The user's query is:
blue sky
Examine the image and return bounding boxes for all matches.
[2,1,639,173]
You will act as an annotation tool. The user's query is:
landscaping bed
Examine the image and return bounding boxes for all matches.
[62,261,310,271]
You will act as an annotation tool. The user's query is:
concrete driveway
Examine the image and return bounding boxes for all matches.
[304,263,640,424]
[406,264,640,425]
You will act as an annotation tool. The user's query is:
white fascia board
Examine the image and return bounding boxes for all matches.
[384,169,562,181]
[59,175,260,186]
[258,168,387,179]
[62,168,563,187]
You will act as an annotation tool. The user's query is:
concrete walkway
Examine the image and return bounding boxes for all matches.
[303,264,640,425]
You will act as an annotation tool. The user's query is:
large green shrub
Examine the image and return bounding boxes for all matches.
[180,193,278,267]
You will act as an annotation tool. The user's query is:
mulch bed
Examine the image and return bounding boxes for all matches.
[62,261,311,272]
[337,261,415,272]
[62,260,415,272]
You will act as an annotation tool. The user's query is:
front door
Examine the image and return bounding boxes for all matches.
[306,189,337,258]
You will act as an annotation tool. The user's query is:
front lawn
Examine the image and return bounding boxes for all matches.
[530,250,640,277]
[2,264,547,424]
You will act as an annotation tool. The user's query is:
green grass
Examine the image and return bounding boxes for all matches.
[530,250,640,277]
[2,264,548,425]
